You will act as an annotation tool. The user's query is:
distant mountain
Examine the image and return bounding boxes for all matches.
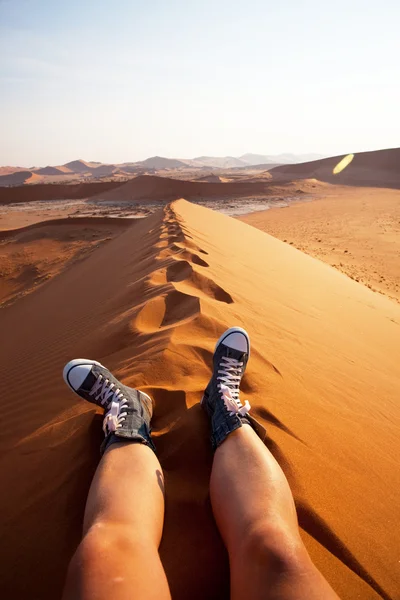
[239,153,323,166]
[274,153,324,163]
[192,156,248,168]
[189,154,324,168]
[135,156,188,169]
[0,153,325,179]
[239,154,273,165]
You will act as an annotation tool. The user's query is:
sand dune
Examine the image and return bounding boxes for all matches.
[0,218,131,307]
[194,174,223,183]
[62,159,95,174]
[89,164,118,177]
[0,153,324,181]
[135,156,189,169]
[0,173,313,206]
[0,180,124,205]
[34,166,66,176]
[94,174,282,202]
[0,166,33,176]
[271,147,400,188]
[0,170,38,186]
[0,200,399,600]
[240,186,400,303]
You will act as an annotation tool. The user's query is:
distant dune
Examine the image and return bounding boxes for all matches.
[56,165,74,174]
[119,164,146,174]
[94,174,273,202]
[230,162,281,171]
[0,166,32,176]
[0,171,39,186]
[271,147,400,188]
[0,180,124,204]
[1,148,396,189]
[89,164,118,177]
[62,159,94,174]
[194,174,223,183]
[0,200,399,600]
[34,166,66,176]
[0,173,318,205]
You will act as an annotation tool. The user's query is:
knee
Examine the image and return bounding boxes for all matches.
[238,522,311,576]
[75,522,139,566]
[93,520,140,548]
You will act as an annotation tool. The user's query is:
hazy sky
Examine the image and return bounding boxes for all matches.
[1,0,399,166]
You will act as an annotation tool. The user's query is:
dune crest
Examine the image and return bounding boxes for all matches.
[271,147,400,188]
[0,200,399,600]
[93,174,276,202]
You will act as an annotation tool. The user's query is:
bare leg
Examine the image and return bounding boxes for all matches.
[210,425,340,600]
[63,442,171,600]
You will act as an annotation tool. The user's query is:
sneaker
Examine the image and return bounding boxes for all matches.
[201,327,265,449]
[63,359,155,453]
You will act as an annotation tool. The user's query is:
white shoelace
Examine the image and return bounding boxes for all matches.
[103,400,128,434]
[89,374,126,406]
[217,356,251,417]
[89,374,128,434]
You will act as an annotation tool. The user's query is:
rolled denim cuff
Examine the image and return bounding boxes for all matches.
[211,414,251,450]
[211,411,267,450]
[101,430,156,455]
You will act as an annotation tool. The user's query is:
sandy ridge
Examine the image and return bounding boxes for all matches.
[0,200,399,599]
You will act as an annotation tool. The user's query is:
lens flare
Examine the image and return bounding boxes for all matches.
[333,153,354,175]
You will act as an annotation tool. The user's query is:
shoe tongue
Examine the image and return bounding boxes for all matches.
[223,345,245,361]
[80,370,97,392]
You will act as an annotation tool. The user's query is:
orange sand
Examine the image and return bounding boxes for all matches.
[0,180,124,205]
[0,200,399,600]
[0,218,131,307]
[240,186,400,303]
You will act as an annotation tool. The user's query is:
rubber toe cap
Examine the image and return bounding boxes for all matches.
[64,362,92,391]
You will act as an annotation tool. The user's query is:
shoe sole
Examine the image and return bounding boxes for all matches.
[201,326,250,408]
[63,358,155,413]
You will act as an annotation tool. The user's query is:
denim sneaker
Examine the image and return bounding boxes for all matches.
[63,359,156,453]
[201,327,265,449]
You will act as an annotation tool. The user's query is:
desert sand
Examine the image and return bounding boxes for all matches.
[240,186,400,303]
[0,199,399,600]
[95,174,327,204]
[0,218,131,307]
[0,180,124,205]
[0,174,321,231]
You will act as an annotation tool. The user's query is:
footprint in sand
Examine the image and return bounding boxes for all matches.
[166,260,233,304]
[134,290,200,333]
